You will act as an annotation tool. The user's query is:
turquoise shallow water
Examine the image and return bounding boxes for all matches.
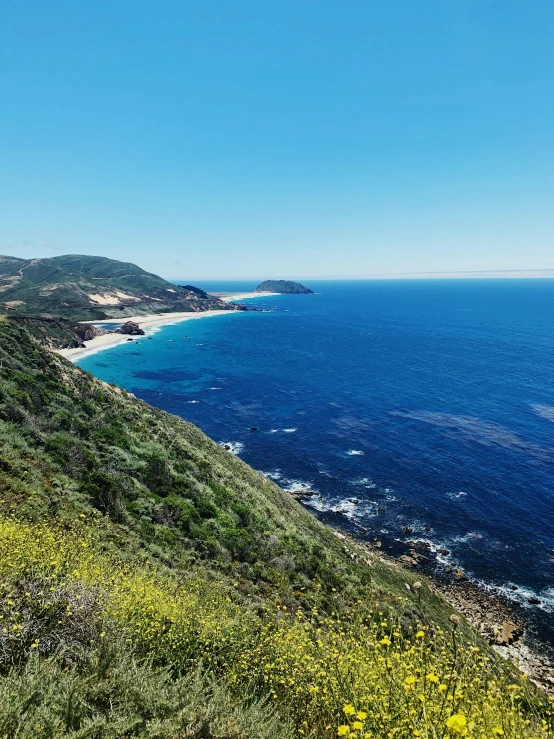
[78,280,554,641]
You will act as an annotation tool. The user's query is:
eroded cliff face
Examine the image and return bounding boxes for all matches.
[4,316,100,350]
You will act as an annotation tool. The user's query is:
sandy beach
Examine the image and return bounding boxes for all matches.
[55,309,240,362]
[218,291,278,301]
[56,293,280,362]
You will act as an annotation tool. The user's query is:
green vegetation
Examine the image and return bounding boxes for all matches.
[2,314,97,350]
[0,318,551,738]
[0,254,240,321]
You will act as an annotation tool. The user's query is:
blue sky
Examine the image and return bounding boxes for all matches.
[1,1,553,279]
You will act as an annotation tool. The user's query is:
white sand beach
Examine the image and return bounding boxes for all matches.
[55,309,240,362]
[218,291,278,301]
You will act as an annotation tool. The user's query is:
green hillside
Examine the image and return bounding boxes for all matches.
[0,254,239,321]
[0,317,551,738]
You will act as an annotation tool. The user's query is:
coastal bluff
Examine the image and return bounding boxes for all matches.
[0,317,552,734]
[256,279,313,294]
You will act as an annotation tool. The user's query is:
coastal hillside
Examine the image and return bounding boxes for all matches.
[256,279,313,294]
[0,254,239,321]
[0,317,551,737]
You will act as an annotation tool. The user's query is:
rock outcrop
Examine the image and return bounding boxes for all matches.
[255,280,313,294]
[75,324,100,342]
[118,321,145,336]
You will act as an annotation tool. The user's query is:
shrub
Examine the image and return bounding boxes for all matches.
[44,433,96,475]
[79,470,127,522]
[0,648,292,738]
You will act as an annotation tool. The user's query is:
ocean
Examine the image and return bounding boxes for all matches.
[77,280,554,642]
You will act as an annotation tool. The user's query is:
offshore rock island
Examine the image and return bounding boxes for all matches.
[255,279,313,294]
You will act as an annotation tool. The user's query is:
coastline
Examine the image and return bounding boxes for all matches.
[324,525,554,693]
[55,309,240,362]
[217,291,279,301]
[55,291,280,363]
[51,288,554,693]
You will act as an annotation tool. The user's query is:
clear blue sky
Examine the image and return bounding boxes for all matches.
[1,1,553,279]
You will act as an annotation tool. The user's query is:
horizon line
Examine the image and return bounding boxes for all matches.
[173,269,554,282]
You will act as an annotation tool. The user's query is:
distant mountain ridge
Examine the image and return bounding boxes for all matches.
[0,254,241,321]
[256,279,313,294]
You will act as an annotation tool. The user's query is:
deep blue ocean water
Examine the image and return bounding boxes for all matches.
[78,280,554,634]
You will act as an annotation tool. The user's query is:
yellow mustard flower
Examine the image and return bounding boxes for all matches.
[344,704,356,716]
[446,713,467,736]
[338,726,350,736]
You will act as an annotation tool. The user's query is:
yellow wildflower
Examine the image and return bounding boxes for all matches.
[380,637,391,646]
[426,672,439,683]
[492,730,504,736]
[446,713,467,736]
[352,721,363,730]
[344,704,356,716]
[415,630,425,639]
[338,727,350,736]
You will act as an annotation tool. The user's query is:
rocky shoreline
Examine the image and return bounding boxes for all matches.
[366,535,554,693]
[287,487,554,693]
[430,577,554,692]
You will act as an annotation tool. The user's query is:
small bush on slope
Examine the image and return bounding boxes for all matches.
[0,646,290,739]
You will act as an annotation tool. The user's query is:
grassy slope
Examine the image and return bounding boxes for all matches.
[0,316,424,614]
[0,254,237,321]
[0,317,551,738]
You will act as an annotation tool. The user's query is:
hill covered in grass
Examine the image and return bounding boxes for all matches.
[0,316,551,738]
[0,254,240,321]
